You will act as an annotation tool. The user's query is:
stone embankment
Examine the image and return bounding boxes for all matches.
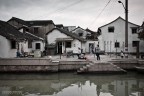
[0,57,144,73]
[0,58,88,72]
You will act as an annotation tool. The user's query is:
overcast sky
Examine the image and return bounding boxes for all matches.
[0,0,144,31]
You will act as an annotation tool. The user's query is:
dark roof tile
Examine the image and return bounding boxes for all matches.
[0,20,25,41]
[8,17,54,27]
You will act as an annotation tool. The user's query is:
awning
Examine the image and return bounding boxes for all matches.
[56,38,73,41]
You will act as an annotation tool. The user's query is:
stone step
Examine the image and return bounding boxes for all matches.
[77,62,127,74]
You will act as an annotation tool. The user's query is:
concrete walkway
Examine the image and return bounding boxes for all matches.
[46,54,136,63]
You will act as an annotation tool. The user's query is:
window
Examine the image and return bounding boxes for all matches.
[108,26,114,32]
[132,41,139,47]
[26,28,29,32]
[28,40,32,48]
[65,41,71,48]
[132,28,137,34]
[34,27,39,34]
[11,40,16,49]
[78,33,83,36]
[115,42,120,48]
[36,43,41,49]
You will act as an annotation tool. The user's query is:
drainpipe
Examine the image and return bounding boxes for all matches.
[81,41,82,53]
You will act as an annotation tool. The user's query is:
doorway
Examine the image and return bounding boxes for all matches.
[57,42,62,54]
[89,43,94,53]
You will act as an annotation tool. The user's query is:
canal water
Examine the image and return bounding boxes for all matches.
[0,72,144,96]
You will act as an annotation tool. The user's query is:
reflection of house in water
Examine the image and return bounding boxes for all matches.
[0,73,144,96]
[92,79,144,96]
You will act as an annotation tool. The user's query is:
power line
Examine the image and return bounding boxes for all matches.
[88,0,112,28]
[34,0,84,20]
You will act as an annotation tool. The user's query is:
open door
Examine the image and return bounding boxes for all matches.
[57,42,62,54]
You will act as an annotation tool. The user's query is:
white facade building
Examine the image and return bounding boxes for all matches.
[98,17,144,54]
[46,28,86,54]
[0,20,45,58]
[19,28,45,52]
[71,27,99,53]
[0,35,18,58]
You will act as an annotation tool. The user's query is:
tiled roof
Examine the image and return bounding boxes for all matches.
[0,20,43,41]
[71,26,86,32]
[55,24,64,28]
[46,28,86,42]
[26,20,54,26]
[0,20,25,41]
[8,17,29,26]
[8,17,54,27]
[24,32,43,41]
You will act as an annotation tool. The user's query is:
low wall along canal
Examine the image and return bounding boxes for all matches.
[0,58,144,73]
[0,58,88,72]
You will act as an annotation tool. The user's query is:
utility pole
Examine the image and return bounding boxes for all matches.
[125,0,128,58]
[118,0,128,58]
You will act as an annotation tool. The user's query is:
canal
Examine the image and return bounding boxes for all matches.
[0,72,144,96]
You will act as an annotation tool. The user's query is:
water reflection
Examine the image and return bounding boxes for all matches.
[0,72,144,96]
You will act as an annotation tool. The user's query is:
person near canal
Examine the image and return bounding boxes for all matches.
[120,50,124,58]
[95,45,100,60]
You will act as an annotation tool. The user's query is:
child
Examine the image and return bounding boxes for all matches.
[120,50,124,58]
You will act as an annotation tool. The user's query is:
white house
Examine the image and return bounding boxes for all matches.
[71,26,87,39]
[71,27,99,53]
[98,16,144,54]
[0,20,25,58]
[0,20,45,58]
[19,27,45,52]
[46,28,86,55]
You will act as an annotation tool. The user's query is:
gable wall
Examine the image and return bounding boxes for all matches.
[99,18,144,53]
[0,35,17,58]
[47,30,71,44]
[72,28,87,39]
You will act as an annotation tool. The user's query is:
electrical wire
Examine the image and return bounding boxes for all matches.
[34,0,84,20]
[88,0,112,28]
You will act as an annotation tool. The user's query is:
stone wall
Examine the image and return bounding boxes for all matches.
[0,58,90,72]
[0,58,58,72]
[59,61,89,71]
[109,59,139,69]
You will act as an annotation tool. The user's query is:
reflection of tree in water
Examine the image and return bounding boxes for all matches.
[96,85,101,96]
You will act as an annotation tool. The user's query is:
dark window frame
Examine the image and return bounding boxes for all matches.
[34,27,39,34]
[78,33,83,36]
[132,28,137,34]
[115,42,120,48]
[108,26,115,33]
[132,41,139,47]
[65,41,71,48]
[11,40,16,49]
[28,40,32,48]
[36,43,41,49]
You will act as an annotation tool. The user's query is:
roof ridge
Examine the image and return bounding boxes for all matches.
[99,16,139,28]
[25,32,43,40]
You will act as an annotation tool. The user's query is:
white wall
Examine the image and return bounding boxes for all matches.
[0,35,17,58]
[47,29,84,54]
[99,18,143,53]
[19,41,32,53]
[70,39,82,54]
[32,41,45,52]
[47,30,71,44]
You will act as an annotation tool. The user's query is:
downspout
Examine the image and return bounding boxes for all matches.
[81,41,82,53]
